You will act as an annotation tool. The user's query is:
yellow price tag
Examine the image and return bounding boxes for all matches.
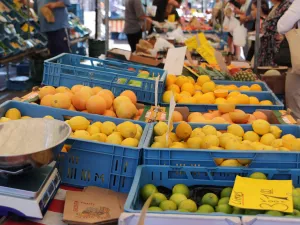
[229,176,293,213]
[168,14,175,22]
[196,45,217,64]
[185,33,207,50]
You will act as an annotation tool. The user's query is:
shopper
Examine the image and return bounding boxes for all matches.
[124,0,152,52]
[22,0,71,57]
[277,0,300,119]
[257,0,290,66]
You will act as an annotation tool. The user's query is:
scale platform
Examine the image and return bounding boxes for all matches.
[0,162,61,219]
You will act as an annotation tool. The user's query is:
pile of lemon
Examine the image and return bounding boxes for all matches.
[151,119,300,154]
[163,75,273,105]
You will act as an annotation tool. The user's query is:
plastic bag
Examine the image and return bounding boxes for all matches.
[233,24,247,47]
[154,37,174,51]
[167,27,186,43]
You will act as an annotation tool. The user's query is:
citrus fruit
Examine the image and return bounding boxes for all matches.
[176,122,192,140]
[260,133,276,146]
[220,159,242,167]
[101,121,117,135]
[181,82,195,95]
[250,84,262,91]
[154,121,168,136]
[73,130,91,140]
[243,131,260,142]
[260,100,273,105]
[265,210,284,217]
[116,102,137,119]
[218,197,230,206]
[202,125,217,135]
[178,199,197,212]
[197,75,210,86]
[39,86,56,99]
[201,135,220,149]
[121,138,139,147]
[249,172,267,180]
[187,137,202,149]
[270,126,282,139]
[202,81,216,93]
[140,184,158,201]
[252,119,270,135]
[40,94,53,107]
[232,207,244,214]
[227,124,244,137]
[249,96,260,104]
[215,204,233,214]
[201,193,219,207]
[5,108,21,120]
[221,187,233,198]
[169,193,187,206]
[90,133,107,142]
[172,184,190,198]
[148,206,163,211]
[119,121,137,138]
[87,125,101,135]
[150,193,167,207]
[159,200,177,211]
[253,111,268,120]
[197,204,215,213]
[68,116,90,131]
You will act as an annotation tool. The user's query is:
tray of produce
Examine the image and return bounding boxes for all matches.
[143,121,300,169]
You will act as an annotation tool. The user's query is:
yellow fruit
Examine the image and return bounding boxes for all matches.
[226,96,238,104]
[249,97,260,104]
[252,119,270,135]
[175,76,189,88]
[227,91,240,98]
[39,86,56,99]
[217,131,222,137]
[220,159,242,167]
[197,75,211,86]
[116,102,137,119]
[202,125,217,135]
[176,122,192,140]
[134,131,142,140]
[172,111,183,122]
[135,124,143,133]
[101,121,117,136]
[79,86,94,96]
[229,111,250,124]
[236,94,250,104]
[260,133,276,146]
[51,93,72,109]
[5,108,21,120]
[187,76,195,84]
[279,147,290,151]
[151,142,166,148]
[219,133,236,148]
[225,139,241,150]
[180,91,192,97]
[201,135,219,149]
[87,125,101,135]
[190,128,205,138]
[0,117,11,122]
[44,115,54,119]
[187,137,202,149]
[113,96,132,110]
[121,138,139,147]
[154,122,168,136]
[271,139,283,148]
[250,84,262,91]
[169,132,179,142]
[119,121,137,138]
[73,130,91,140]
[270,126,282,139]
[90,133,107,142]
[194,84,202,92]
[167,84,181,93]
[169,142,186,149]
[211,117,227,124]
[181,83,195,95]
[239,85,250,91]
[71,84,84,93]
[68,116,90,131]
[189,115,206,123]
[196,94,214,104]
[166,74,177,86]
[154,135,172,147]
[238,143,253,151]
[243,131,260,142]
[201,81,216,93]
[177,96,196,104]
[215,158,224,165]
[227,124,244,137]
[282,134,296,142]
[215,98,227,104]
[217,103,235,114]
[163,91,176,103]
[106,132,123,145]
[40,94,54,107]
[214,89,228,98]
[260,100,273,105]
[237,159,251,165]
[92,122,102,130]
[91,86,103,95]
[21,116,31,119]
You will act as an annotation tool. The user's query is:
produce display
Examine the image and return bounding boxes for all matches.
[140,173,300,217]
[163,75,274,105]
[37,85,143,120]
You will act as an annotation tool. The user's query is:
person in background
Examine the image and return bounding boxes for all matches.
[241,0,269,61]
[22,0,71,57]
[277,0,300,119]
[124,0,152,52]
[257,0,290,66]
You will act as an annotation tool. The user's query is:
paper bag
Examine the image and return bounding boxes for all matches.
[285,28,300,74]
[63,191,121,225]
[40,6,55,23]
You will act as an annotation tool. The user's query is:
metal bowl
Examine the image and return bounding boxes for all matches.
[0,118,71,174]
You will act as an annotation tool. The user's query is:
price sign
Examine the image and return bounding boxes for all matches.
[185,33,208,50]
[229,176,293,213]
[196,45,217,64]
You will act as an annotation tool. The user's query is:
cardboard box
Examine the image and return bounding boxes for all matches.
[106,48,164,68]
[63,186,127,225]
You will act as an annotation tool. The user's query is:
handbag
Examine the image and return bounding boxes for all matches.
[274,38,291,67]
[285,25,300,74]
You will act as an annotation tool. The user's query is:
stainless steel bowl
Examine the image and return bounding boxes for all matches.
[0,118,71,174]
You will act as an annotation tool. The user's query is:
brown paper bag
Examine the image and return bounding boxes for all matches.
[63,191,121,225]
[285,28,300,74]
[40,6,55,23]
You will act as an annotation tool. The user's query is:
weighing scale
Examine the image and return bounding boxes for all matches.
[0,162,61,219]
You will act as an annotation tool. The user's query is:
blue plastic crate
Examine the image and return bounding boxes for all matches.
[124,165,300,214]
[162,92,284,113]
[0,100,149,193]
[214,80,272,92]
[143,123,300,169]
[43,53,167,104]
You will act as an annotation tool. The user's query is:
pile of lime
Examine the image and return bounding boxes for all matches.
[139,172,300,217]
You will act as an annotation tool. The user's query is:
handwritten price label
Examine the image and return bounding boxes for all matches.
[229,176,293,213]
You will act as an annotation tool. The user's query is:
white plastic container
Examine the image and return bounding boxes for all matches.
[118,213,241,225]
[242,216,300,225]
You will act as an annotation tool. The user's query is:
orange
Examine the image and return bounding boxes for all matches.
[239,85,250,91]
[103,110,117,117]
[68,104,76,111]
[92,86,103,95]
[260,100,273,105]
[250,84,262,91]
[39,86,56,99]
[166,74,177,86]
[71,91,91,111]
[120,90,137,105]
[79,86,94,96]
[97,92,113,109]
[98,89,115,100]
[175,76,189,88]
[51,93,71,109]
[236,94,250,104]
[188,112,202,122]
[253,111,268,121]
[181,82,195,95]
[71,84,84,93]
[167,84,180,93]
[249,96,260,104]
[214,89,228,98]
[40,94,53,107]
[172,111,183,122]
[86,95,107,115]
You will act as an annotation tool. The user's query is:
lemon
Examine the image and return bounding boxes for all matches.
[202,125,217,135]
[21,116,31,119]
[282,134,296,142]
[260,100,273,105]
[169,132,179,142]
[68,116,90,131]
[187,137,202,149]
[271,139,283,148]
[154,122,168,136]
[151,142,166,148]
[106,132,123,145]
[44,115,54,119]
[216,131,222,137]
[121,138,139,147]
[249,97,260,104]
[197,75,211,86]
[215,158,224,165]
[170,142,186,149]
[0,117,11,122]
[219,133,236,148]
[243,131,260,142]
[225,139,241,150]
[134,131,142,141]
[260,133,276,146]
[201,135,219,149]
[252,119,270,135]
[92,121,102,129]
[227,124,244,137]
[270,126,282,139]
[90,133,107,142]
[136,124,143,134]
[73,130,91,140]
[154,135,172,147]
[238,143,253,151]
[5,108,21,120]
[220,159,242,167]
[288,139,300,151]
[87,125,101,135]
[202,81,216,93]
[162,90,175,103]
[101,121,117,136]
[119,121,137,138]
[181,83,195,95]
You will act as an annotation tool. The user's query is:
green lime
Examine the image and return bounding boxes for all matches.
[172,184,190,198]
[178,199,197,212]
[294,196,300,210]
[265,210,284,217]
[178,209,189,212]
[148,206,163,212]
[150,193,167,207]
[140,184,158,201]
[232,207,244,214]
[201,193,219,207]
[215,204,233,214]
[245,209,265,215]
[249,172,267,180]
[221,187,233,198]
[169,193,187,206]
[218,197,230,206]
[159,200,177,211]
[197,204,215,213]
